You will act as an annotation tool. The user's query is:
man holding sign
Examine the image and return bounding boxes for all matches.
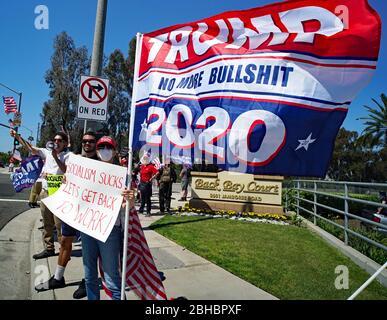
[11,129,70,259]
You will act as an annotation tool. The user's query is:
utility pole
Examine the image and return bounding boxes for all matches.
[37,122,40,145]
[84,0,108,134]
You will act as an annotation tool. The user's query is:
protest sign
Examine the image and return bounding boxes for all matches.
[47,174,64,195]
[42,154,127,242]
[11,155,44,192]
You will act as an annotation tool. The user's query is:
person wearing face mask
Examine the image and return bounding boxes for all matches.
[35,131,99,299]
[10,129,69,259]
[135,154,159,216]
[80,136,135,300]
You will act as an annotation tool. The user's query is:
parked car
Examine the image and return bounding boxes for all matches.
[372,213,387,234]
[0,161,5,168]
[359,192,387,234]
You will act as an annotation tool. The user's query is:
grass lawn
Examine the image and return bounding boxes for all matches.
[150,215,387,300]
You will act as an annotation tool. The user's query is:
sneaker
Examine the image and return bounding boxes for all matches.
[35,275,65,292]
[33,249,55,260]
[145,213,151,217]
[73,279,86,299]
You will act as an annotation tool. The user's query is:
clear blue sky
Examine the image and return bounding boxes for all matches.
[0,0,386,153]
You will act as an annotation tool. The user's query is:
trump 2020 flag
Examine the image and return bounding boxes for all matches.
[11,156,44,192]
[131,0,381,177]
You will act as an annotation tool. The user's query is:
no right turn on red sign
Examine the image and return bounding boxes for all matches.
[77,75,109,121]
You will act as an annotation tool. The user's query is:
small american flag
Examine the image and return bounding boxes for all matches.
[3,96,17,114]
[152,157,161,170]
[125,207,167,300]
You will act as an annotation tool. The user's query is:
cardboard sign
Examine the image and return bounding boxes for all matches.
[42,154,127,242]
[47,174,64,195]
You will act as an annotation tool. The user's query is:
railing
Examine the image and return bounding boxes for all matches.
[284,180,387,252]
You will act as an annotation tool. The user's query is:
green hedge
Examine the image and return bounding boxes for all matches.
[315,219,387,265]
[283,188,379,219]
[283,188,386,264]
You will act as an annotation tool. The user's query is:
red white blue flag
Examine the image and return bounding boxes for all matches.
[3,96,18,114]
[125,208,167,300]
[132,0,381,177]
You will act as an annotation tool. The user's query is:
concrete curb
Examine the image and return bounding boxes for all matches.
[296,214,387,288]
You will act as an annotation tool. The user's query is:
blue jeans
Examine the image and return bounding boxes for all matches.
[81,226,122,300]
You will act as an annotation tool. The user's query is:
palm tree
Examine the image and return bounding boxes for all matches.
[358,93,387,146]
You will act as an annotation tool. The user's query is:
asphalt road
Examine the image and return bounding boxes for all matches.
[0,169,31,230]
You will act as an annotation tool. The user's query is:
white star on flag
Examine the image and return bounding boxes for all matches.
[139,119,148,141]
[295,133,316,151]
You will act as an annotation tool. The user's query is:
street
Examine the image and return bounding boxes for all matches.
[0,168,35,300]
[0,169,31,230]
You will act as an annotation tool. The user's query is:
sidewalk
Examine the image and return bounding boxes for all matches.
[9,188,278,300]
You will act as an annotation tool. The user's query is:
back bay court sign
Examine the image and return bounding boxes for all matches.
[77,75,109,121]
[190,171,284,214]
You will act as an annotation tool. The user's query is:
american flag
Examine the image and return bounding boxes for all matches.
[152,157,161,170]
[3,96,17,114]
[99,207,167,300]
[125,207,167,300]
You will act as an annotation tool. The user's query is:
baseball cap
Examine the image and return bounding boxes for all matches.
[96,136,117,149]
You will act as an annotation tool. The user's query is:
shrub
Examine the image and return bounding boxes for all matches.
[176,203,289,222]
[315,218,387,265]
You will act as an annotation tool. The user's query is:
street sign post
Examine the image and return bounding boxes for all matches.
[77,75,109,121]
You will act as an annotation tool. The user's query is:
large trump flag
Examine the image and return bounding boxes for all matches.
[130,0,381,177]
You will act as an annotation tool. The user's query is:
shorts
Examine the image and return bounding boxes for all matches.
[61,221,79,237]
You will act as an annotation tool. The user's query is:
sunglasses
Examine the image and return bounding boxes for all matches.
[54,138,63,142]
[82,139,96,144]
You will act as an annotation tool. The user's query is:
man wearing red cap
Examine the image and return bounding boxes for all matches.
[136,154,159,216]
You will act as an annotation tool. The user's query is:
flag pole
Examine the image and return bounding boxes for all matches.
[121,32,143,300]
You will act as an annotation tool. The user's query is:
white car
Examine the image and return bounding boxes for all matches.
[372,213,387,234]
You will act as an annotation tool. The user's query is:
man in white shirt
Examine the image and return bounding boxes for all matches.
[11,129,70,259]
